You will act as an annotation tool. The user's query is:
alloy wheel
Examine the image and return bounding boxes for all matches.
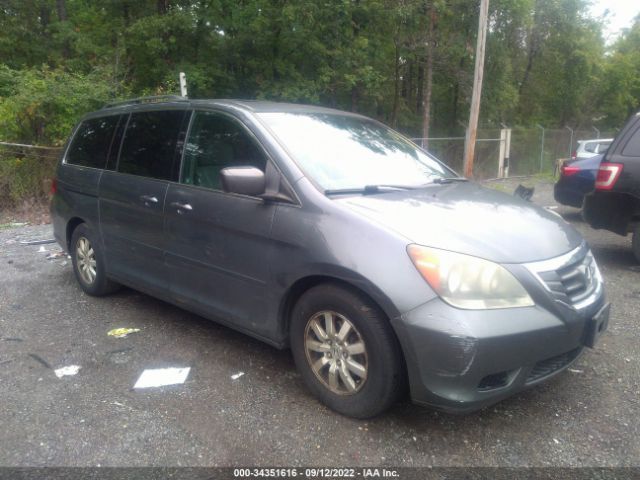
[75,236,97,284]
[304,310,368,395]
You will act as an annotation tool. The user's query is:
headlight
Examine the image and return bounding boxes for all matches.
[407,245,534,309]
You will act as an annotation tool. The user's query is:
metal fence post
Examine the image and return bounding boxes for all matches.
[592,126,600,139]
[498,129,506,178]
[502,128,511,178]
[565,126,574,159]
[536,124,545,172]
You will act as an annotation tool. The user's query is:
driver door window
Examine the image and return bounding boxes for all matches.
[181,111,266,191]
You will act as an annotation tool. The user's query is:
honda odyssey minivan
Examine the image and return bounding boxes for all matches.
[51,96,610,418]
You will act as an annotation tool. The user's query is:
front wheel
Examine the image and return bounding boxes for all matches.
[290,284,405,418]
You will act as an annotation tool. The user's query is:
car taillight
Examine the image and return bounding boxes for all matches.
[571,150,577,160]
[595,163,623,190]
[561,165,580,176]
[50,177,57,195]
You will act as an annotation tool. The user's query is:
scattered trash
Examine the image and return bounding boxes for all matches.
[107,347,133,355]
[60,261,68,267]
[2,337,23,342]
[54,365,81,378]
[513,184,535,201]
[553,438,560,444]
[38,246,47,253]
[133,367,191,389]
[20,238,56,246]
[231,372,245,380]
[28,353,52,369]
[568,369,583,374]
[107,328,141,338]
[46,251,66,260]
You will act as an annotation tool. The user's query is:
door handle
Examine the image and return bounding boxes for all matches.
[170,201,193,212]
[140,195,158,204]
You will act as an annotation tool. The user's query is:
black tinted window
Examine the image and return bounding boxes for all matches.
[118,110,184,180]
[622,126,640,157]
[181,111,267,190]
[66,116,119,169]
[106,115,127,171]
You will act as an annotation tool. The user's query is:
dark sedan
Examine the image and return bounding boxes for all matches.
[554,154,603,208]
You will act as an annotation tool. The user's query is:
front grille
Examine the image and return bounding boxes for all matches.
[535,250,599,307]
[525,347,581,384]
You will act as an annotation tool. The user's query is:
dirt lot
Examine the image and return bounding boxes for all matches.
[0,178,638,467]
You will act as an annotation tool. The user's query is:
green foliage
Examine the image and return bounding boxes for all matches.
[597,16,640,126]
[0,65,125,145]
[0,156,56,204]
[0,0,638,147]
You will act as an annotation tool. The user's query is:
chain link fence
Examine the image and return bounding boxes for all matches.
[414,128,618,179]
[0,142,61,224]
[0,127,619,222]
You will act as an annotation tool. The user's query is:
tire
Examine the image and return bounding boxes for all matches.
[633,224,640,264]
[70,223,120,296]
[290,283,405,418]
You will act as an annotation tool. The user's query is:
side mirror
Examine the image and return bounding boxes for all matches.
[220,166,266,197]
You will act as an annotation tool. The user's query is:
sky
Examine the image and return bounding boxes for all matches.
[590,0,640,44]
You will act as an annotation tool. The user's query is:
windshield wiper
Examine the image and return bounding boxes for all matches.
[324,184,418,196]
[430,177,469,184]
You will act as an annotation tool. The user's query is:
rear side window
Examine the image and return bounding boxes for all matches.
[180,111,267,190]
[118,110,185,180]
[622,126,640,157]
[584,142,598,153]
[66,116,119,169]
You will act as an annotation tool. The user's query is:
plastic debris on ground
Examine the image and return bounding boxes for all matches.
[107,327,141,338]
[38,246,47,253]
[45,251,66,260]
[231,372,245,380]
[19,238,56,246]
[54,365,81,378]
[133,367,191,389]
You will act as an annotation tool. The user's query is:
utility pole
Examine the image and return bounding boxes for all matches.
[463,0,490,178]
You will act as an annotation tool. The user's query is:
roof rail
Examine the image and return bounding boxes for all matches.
[102,95,188,109]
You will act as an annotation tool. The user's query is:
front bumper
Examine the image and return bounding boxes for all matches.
[392,251,607,413]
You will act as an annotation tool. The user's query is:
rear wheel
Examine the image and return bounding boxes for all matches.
[290,283,404,418]
[70,224,120,296]
[632,224,640,263]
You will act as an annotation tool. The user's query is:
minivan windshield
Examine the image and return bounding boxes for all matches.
[258,112,454,192]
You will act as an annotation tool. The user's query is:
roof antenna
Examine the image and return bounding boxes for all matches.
[179,72,188,98]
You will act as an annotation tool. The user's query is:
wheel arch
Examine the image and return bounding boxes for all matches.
[66,217,86,250]
[278,273,402,343]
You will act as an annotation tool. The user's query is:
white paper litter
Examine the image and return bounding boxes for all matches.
[133,367,191,389]
[54,365,81,378]
[231,372,245,380]
[38,246,47,253]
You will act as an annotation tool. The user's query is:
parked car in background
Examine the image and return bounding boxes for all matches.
[51,97,609,418]
[583,113,640,263]
[554,154,602,208]
[572,138,613,161]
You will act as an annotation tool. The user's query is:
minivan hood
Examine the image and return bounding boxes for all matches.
[335,182,583,264]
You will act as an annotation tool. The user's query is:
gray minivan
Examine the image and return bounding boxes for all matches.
[51,96,609,418]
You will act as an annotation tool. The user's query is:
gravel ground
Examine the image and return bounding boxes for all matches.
[0,178,638,467]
